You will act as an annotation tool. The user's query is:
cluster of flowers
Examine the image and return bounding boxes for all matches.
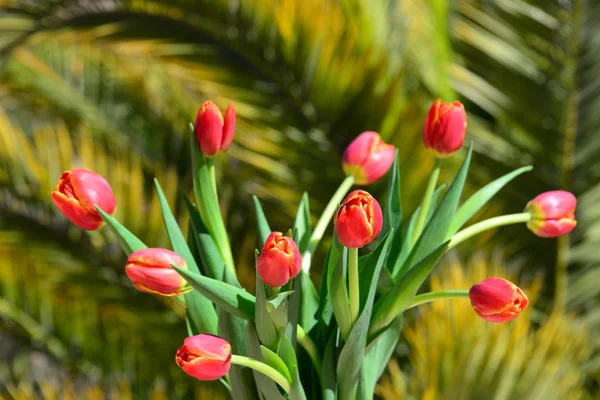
[51,99,576,385]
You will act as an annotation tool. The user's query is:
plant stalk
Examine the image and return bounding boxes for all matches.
[348,247,360,323]
[297,325,322,380]
[411,159,441,246]
[449,213,531,249]
[405,290,469,310]
[230,355,291,393]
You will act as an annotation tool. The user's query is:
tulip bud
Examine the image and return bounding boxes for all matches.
[176,334,232,381]
[525,190,577,238]
[423,99,467,156]
[342,131,396,185]
[256,232,302,287]
[194,101,235,157]
[334,190,383,248]
[51,169,116,230]
[469,277,529,323]
[125,248,191,296]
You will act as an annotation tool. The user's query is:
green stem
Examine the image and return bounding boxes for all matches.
[206,157,218,197]
[302,175,355,273]
[449,213,531,249]
[297,325,323,380]
[406,290,469,310]
[348,247,360,323]
[230,355,291,393]
[411,159,441,246]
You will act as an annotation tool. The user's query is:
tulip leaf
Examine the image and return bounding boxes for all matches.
[172,265,256,321]
[369,242,448,338]
[293,192,312,253]
[252,195,272,245]
[327,238,352,340]
[359,231,392,309]
[260,345,293,383]
[96,207,147,255]
[336,231,391,400]
[255,274,279,349]
[426,184,447,225]
[403,145,472,271]
[154,179,218,335]
[245,323,283,400]
[278,335,307,400]
[383,150,401,236]
[448,165,533,235]
[298,271,319,333]
[362,317,402,400]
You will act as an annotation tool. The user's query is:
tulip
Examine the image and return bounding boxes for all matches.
[342,131,396,185]
[256,232,301,287]
[423,99,467,156]
[525,190,577,238]
[469,277,529,323]
[51,169,116,230]
[194,101,235,157]
[125,248,191,296]
[176,334,232,381]
[334,190,383,248]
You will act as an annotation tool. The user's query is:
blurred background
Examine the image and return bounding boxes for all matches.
[0,0,598,398]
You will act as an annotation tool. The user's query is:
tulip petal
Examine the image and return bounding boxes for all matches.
[51,191,104,230]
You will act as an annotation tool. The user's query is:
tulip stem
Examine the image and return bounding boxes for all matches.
[302,175,355,273]
[449,212,532,249]
[412,158,441,247]
[297,325,322,379]
[348,247,360,323]
[406,290,469,310]
[230,355,291,393]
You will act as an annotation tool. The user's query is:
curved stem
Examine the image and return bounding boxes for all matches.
[406,290,469,310]
[411,159,440,246]
[449,213,531,249]
[297,325,322,379]
[348,247,360,323]
[230,355,291,393]
[302,175,354,273]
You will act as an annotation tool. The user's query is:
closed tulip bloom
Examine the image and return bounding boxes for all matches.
[525,190,577,238]
[334,190,383,248]
[51,169,116,230]
[194,101,235,157]
[176,334,232,381]
[256,232,301,287]
[342,131,396,185]
[469,277,529,323]
[125,248,191,296]
[423,99,467,156]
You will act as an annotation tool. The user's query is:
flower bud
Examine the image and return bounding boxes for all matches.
[342,131,396,185]
[334,190,383,248]
[194,101,236,157]
[125,248,191,296]
[423,99,467,156]
[256,232,302,287]
[176,334,232,381]
[525,190,577,238]
[469,277,529,323]
[51,169,116,230]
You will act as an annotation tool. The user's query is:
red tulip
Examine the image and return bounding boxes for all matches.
[51,169,116,230]
[469,277,529,323]
[256,232,301,287]
[194,101,235,157]
[423,99,467,156]
[342,131,396,185]
[176,334,232,381]
[525,190,577,238]
[125,248,191,296]
[334,190,383,248]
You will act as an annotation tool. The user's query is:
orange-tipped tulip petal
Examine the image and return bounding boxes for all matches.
[125,248,191,296]
[423,99,467,157]
[342,131,396,185]
[469,277,529,323]
[256,232,302,287]
[334,190,383,248]
[176,334,232,381]
[525,190,577,238]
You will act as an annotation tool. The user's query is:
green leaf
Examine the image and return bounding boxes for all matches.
[278,335,307,400]
[253,195,272,246]
[369,242,448,338]
[388,209,418,278]
[172,264,256,321]
[327,238,352,340]
[359,231,392,309]
[298,271,319,333]
[245,323,282,400]
[255,273,279,350]
[336,232,392,400]
[96,207,147,255]
[322,332,339,400]
[383,150,402,236]
[154,179,218,335]
[448,165,533,235]
[403,145,472,270]
[426,184,447,225]
[293,192,313,253]
[260,345,293,383]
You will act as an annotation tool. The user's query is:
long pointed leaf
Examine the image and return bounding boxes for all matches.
[383,150,401,236]
[253,195,272,245]
[96,207,146,255]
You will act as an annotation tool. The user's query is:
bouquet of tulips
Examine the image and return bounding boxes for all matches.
[51,100,577,399]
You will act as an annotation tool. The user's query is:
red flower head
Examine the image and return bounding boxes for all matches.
[256,232,302,287]
[525,190,577,238]
[125,248,191,296]
[194,101,236,157]
[469,277,529,323]
[176,334,232,381]
[334,190,383,248]
[342,131,396,185]
[423,99,467,157]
